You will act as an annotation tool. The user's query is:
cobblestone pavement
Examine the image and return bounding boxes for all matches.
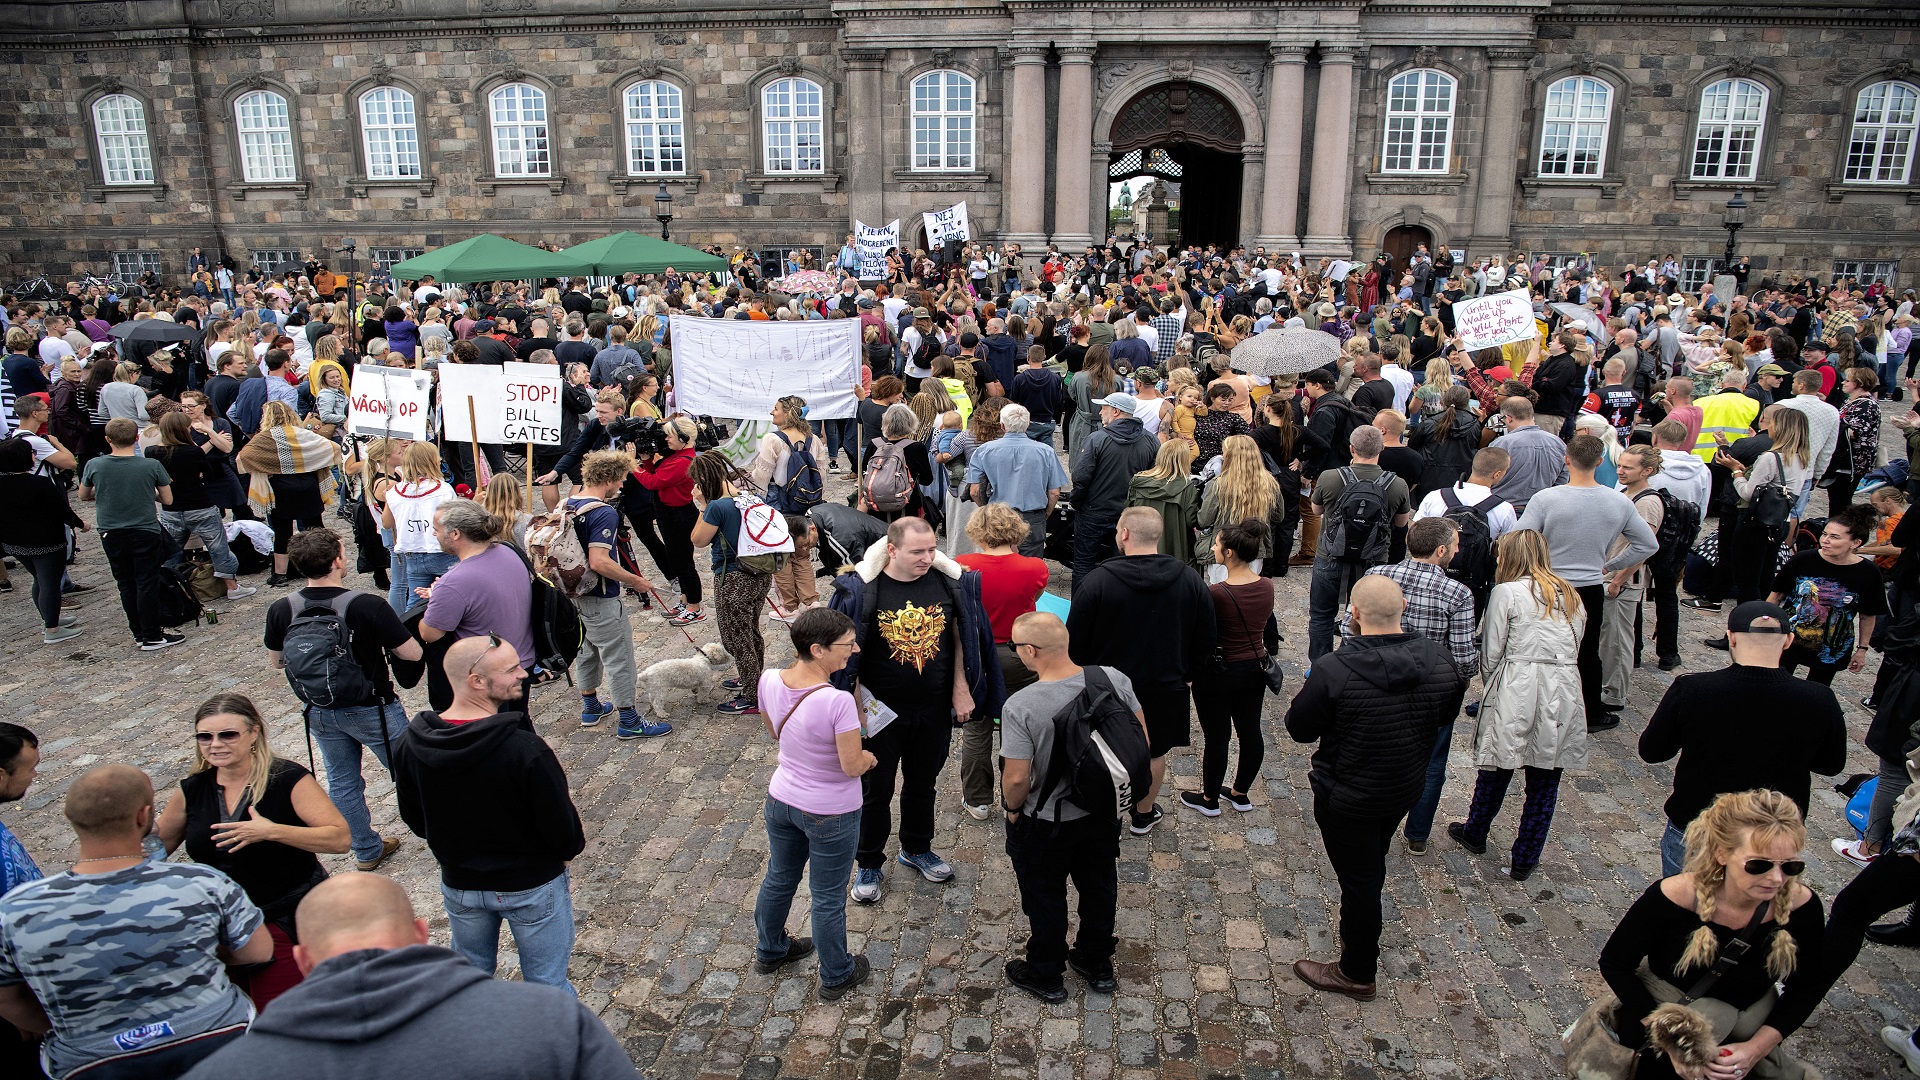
[2,460,1917,1079]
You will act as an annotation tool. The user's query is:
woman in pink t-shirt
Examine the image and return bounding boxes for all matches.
[755,607,878,1000]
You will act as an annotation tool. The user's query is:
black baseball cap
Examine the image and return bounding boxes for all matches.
[1728,601,1789,634]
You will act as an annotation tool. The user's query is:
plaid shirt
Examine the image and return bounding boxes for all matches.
[1339,558,1479,678]
[1151,312,1184,362]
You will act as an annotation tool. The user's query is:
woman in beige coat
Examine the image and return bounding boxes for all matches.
[1448,529,1588,881]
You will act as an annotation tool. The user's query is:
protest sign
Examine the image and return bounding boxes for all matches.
[1327,260,1355,282]
[855,220,898,281]
[1452,291,1539,351]
[923,201,972,247]
[670,318,860,421]
[437,362,565,445]
[346,364,431,441]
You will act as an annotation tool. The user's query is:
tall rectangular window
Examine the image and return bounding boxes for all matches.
[624,81,686,175]
[1381,70,1454,174]
[360,87,422,179]
[93,94,155,184]
[762,77,824,174]
[1691,79,1767,181]
[490,84,551,177]
[1538,77,1612,177]
[235,90,297,182]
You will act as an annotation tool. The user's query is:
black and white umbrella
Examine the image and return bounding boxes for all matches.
[1227,326,1343,378]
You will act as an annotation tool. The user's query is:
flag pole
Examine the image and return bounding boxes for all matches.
[466,396,484,490]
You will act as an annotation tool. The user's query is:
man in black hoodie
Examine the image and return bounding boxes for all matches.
[1068,506,1215,836]
[392,635,587,994]
[1068,393,1160,592]
[1285,576,1464,1002]
[181,873,637,1080]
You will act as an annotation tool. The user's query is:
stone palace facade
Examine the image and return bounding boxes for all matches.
[0,0,1916,289]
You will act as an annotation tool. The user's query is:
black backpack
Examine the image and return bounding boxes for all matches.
[766,431,825,513]
[1437,487,1502,608]
[1030,666,1154,822]
[1321,468,1394,566]
[1634,487,1701,581]
[1738,452,1795,548]
[281,591,372,709]
[506,543,584,682]
[154,563,204,629]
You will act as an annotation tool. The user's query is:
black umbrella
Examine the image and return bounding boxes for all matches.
[108,319,200,345]
[269,261,306,277]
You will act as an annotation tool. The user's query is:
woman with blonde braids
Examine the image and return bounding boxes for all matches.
[1596,789,1825,1080]
[1446,529,1586,881]
[1196,434,1280,576]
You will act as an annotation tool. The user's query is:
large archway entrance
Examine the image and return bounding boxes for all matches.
[1106,82,1244,250]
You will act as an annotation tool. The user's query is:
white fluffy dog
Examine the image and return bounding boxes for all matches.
[633,643,733,719]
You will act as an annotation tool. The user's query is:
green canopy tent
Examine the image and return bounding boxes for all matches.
[560,232,728,277]
[387,234,591,283]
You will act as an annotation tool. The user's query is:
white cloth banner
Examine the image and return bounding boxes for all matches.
[854,220,898,281]
[437,362,566,445]
[670,318,861,421]
[346,364,432,441]
[923,201,972,247]
[1452,291,1539,352]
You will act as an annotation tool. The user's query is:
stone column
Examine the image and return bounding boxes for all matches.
[1089,140,1113,248]
[1051,44,1097,251]
[1004,45,1050,248]
[1256,45,1309,251]
[1469,47,1535,260]
[1239,142,1264,250]
[843,48,887,231]
[1303,43,1358,257]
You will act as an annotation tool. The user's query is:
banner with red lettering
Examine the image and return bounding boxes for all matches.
[438,361,566,445]
[347,364,432,441]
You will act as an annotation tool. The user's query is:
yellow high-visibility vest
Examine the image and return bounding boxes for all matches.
[1693,390,1759,461]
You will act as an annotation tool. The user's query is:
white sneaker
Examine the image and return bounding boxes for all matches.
[1884,1026,1920,1076]
[223,585,259,601]
[1833,837,1877,867]
[960,799,992,821]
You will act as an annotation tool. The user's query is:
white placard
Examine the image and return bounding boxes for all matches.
[855,219,898,281]
[669,318,861,421]
[436,362,566,445]
[1327,260,1355,282]
[1452,291,1539,351]
[346,364,432,441]
[922,201,972,247]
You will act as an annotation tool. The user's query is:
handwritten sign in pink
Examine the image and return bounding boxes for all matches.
[1453,291,1537,352]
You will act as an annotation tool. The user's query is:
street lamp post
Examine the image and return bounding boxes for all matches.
[1720,191,1747,275]
[654,183,674,243]
[335,237,359,347]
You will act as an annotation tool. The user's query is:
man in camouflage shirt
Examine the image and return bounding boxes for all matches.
[0,765,272,1078]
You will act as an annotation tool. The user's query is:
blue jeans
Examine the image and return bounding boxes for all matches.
[1403,721,1455,843]
[307,700,407,863]
[1307,559,1356,661]
[441,869,577,993]
[755,796,860,983]
[1026,422,1057,448]
[812,418,856,467]
[1884,353,1906,394]
[1661,819,1688,878]
[160,506,239,579]
[389,549,456,613]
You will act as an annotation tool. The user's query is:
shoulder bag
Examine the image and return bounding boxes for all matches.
[1218,582,1285,696]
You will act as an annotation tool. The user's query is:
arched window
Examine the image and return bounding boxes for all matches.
[1691,78,1768,181]
[92,94,154,185]
[1537,76,1612,177]
[359,87,421,180]
[234,90,296,183]
[912,70,974,171]
[762,77,824,174]
[1845,80,1919,184]
[623,80,686,176]
[489,83,551,177]
[1381,69,1454,174]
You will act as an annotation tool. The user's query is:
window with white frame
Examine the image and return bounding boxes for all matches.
[1844,81,1919,185]
[250,249,302,272]
[912,70,974,171]
[359,87,421,179]
[370,247,426,271]
[92,94,155,185]
[1832,260,1898,287]
[762,77,824,174]
[489,84,551,177]
[235,90,297,183]
[1537,76,1611,177]
[623,80,686,176]
[1679,255,1718,293]
[111,251,161,279]
[1381,69,1454,174]
[1690,78,1768,181]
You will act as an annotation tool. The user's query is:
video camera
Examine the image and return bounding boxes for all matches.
[607,414,731,458]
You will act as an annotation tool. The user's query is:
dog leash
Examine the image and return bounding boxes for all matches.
[642,583,708,649]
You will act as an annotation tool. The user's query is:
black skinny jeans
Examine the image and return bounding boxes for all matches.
[1312,793,1406,985]
[1822,849,1920,997]
[1575,583,1607,722]
[653,500,703,604]
[15,549,65,629]
[858,706,953,869]
[102,527,167,642]
[618,492,673,595]
[1194,660,1267,798]
[1649,565,1680,662]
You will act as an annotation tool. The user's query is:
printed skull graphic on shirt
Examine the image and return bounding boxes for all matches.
[877,600,948,672]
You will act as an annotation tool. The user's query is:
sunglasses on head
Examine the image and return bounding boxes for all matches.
[467,634,505,677]
[195,729,246,744]
[1741,857,1805,877]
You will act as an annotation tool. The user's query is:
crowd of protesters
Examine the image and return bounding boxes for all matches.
[1,238,1918,1079]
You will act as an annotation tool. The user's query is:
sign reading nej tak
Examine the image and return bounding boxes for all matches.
[346,364,432,441]
[438,361,566,445]
[670,318,861,421]
[1451,290,1538,352]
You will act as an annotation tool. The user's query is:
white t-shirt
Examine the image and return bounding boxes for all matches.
[207,340,234,373]
[1381,364,1416,415]
[413,285,441,305]
[20,431,58,474]
[881,296,908,326]
[1131,395,1164,435]
[37,337,74,367]
[1414,482,1519,540]
[387,479,453,554]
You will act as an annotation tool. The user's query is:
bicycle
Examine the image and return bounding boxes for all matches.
[9,275,57,301]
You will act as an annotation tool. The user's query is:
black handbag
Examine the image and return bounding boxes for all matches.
[1221,580,1286,696]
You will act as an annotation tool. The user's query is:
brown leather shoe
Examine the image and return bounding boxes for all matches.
[1293,958,1377,1001]
[1287,554,1316,567]
[355,836,402,872]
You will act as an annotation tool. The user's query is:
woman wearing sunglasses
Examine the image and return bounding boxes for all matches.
[156,693,350,1008]
[1587,789,1825,1080]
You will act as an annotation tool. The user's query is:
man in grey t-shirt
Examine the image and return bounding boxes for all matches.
[998,612,1146,1003]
